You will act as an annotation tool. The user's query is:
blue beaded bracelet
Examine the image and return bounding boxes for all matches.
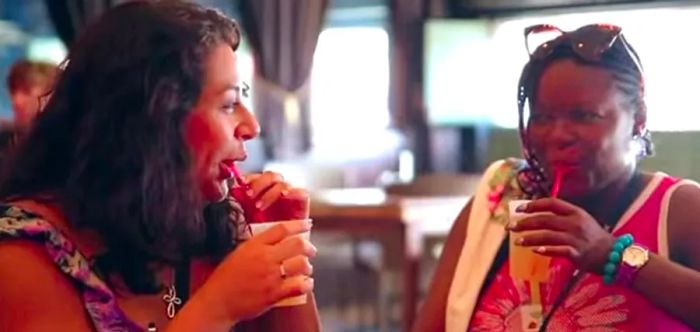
[603,233,634,285]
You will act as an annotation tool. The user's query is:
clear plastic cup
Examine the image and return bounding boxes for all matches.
[508,200,552,331]
[249,219,312,307]
[508,200,551,282]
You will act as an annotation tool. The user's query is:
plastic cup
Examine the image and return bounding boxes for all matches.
[508,200,551,282]
[508,199,552,330]
[249,219,312,307]
[229,182,312,306]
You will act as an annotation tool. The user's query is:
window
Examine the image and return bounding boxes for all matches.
[27,37,66,64]
[309,27,394,158]
[492,5,700,131]
[427,4,700,131]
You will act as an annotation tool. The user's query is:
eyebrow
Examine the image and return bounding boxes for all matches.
[217,84,240,94]
[216,82,248,96]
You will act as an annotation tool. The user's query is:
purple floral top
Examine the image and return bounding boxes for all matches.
[0,204,144,331]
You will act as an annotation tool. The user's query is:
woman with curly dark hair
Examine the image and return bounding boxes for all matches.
[0,1,319,331]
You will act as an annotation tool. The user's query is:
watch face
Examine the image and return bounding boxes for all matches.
[622,245,648,268]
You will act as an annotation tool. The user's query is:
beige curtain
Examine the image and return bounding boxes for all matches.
[238,0,329,160]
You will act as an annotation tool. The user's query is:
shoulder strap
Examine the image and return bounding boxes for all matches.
[0,204,143,331]
[446,159,528,331]
[474,159,529,302]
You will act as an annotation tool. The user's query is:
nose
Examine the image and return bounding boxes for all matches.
[549,119,576,148]
[234,104,260,141]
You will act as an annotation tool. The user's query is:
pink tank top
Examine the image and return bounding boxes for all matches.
[469,173,692,331]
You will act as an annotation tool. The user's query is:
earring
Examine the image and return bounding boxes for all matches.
[630,128,649,158]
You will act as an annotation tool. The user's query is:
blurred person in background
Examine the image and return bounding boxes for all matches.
[0,60,57,162]
[6,59,57,128]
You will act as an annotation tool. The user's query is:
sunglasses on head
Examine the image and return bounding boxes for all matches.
[524,23,643,74]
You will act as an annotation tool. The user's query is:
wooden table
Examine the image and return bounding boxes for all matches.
[310,188,469,331]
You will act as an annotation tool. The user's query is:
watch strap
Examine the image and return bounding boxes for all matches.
[615,244,649,287]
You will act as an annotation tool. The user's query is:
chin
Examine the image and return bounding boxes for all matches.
[559,181,596,201]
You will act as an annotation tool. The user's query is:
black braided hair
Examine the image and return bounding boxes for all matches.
[516,33,651,196]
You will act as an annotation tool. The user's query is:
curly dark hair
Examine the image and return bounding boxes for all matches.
[0,0,242,293]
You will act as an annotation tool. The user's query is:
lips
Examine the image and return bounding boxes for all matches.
[219,157,242,178]
[218,162,235,180]
[221,159,237,170]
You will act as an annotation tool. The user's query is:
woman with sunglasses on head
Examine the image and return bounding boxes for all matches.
[414,24,700,332]
[0,1,319,331]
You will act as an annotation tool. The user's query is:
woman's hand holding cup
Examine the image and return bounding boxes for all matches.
[193,219,316,325]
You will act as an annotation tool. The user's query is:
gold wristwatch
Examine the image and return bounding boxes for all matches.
[618,243,650,286]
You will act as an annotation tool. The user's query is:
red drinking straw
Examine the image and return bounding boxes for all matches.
[230,164,256,233]
[230,164,249,190]
[550,167,566,198]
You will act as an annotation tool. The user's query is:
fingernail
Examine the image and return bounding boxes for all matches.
[281,189,290,196]
[255,201,263,209]
[516,204,528,212]
[516,237,525,245]
[246,190,254,197]
[507,221,517,230]
[536,246,546,253]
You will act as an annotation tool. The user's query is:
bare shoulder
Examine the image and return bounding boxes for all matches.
[0,240,94,331]
[666,179,700,269]
[667,180,700,235]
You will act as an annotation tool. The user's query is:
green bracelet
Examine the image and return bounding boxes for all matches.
[603,233,634,285]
